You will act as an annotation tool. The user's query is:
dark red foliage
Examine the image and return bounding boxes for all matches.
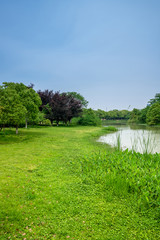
[37,90,54,110]
[38,90,82,125]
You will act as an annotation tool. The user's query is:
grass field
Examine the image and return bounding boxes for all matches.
[0,126,160,239]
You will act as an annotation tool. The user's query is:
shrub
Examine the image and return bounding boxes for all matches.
[41,119,52,126]
[78,108,101,126]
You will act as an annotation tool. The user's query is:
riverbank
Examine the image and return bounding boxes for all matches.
[0,126,160,239]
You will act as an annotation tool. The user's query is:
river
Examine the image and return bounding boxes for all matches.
[98,124,160,154]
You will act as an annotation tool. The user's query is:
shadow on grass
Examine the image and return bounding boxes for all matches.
[0,128,47,145]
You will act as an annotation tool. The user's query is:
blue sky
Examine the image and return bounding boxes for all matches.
[0,0,159,110]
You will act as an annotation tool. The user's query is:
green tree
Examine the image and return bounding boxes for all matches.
[78,108,101,126]
[95,109,107,119]
[138,106,149,124]
[148,93,160,105]
[66,92,88,108]
[3,82,41,128]
[0,86,27,134]
[146,102,160,125]
[128,108,141,123]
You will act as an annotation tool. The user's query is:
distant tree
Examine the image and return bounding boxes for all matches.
[128,108,141,123]
[66,92,88,108]
[148,93,160,106]
[0,86,27,134]
[146,102,160,125]
[78,108,101,126]
[95,109,107,119]
[119,110,130,120]
[138,106,149,124]
[105,109,120,120]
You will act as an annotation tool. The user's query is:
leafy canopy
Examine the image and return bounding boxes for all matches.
[0,86,27,127]
[3,82,42,125]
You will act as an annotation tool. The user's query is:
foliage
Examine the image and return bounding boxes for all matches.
[2,82,42,128]
[38,91,83,125]
[128,108,141,123]
[95,109,130,120]
[78,108,101,126]
[147,102,160,125]
[138,106,150,123]
[41,119,52,126]
[128,93,160,125]
[50,92,82,125]
[37,89,54,111]
[107,109,130,120]
[95,109,107,119]
[0,86,27,133]
[66,92,88,108]
[81,150,160,211]
[148,93,160,105]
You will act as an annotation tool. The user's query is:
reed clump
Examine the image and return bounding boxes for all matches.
[80,150,160,213]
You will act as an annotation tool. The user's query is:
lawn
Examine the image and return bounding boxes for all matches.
[0,126,160,239]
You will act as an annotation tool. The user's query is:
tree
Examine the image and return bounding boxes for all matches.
[146,102,160,125]
[148,93,160,106]
[66,92,88,108]
[138,106,149,124]
[37,89,54,111]
[37,91,83,125]
[95,109,107,119]
[78,108,101,126]
[128,108,141,123]
[3,82,42,128]
[49,92,82,125]
[0,86,27,134]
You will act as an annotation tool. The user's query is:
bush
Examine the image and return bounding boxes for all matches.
[78,108,101,126]
[71,117,81,125]
[41,119,52,126]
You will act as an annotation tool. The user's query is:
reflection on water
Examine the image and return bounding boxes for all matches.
[98,125,160,154]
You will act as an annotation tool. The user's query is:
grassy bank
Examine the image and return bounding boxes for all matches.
[0,126,160,239]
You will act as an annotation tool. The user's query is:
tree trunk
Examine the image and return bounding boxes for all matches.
[25,119,28,129]
[16,126,18,134]
[3,125,5,132]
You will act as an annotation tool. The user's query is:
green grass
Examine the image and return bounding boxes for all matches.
[0,126,160,239]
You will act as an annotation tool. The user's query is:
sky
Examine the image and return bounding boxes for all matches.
[0,0,160,111]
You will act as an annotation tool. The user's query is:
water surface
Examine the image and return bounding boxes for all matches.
[98,124,160,153]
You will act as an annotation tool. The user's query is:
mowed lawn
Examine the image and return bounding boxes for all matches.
[0,126,160,240]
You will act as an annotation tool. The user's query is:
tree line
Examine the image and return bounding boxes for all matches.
[94,109,130,120]
[93,93,160,126]
[0,82,98,134]
[0,82,159,134]
[128,93,160,125]
[0,82,89,133]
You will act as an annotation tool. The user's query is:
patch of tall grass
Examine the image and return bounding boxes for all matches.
[80,150,160,214]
